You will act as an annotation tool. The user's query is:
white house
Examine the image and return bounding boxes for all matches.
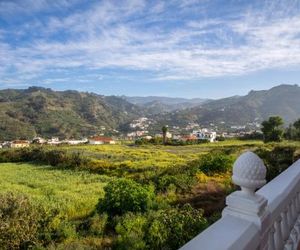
[193,129,217,142]
[32,137,46,144]
[89,136,116,145]
[47,137,61,145]
[66,138,88,145]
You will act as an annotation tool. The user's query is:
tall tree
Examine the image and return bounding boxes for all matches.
[261,116,284,142]
[162,126,168,145]
[284,124,296,140]
[293,119,300,140]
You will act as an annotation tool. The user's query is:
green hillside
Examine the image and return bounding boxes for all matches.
[0,87,142,140]
[157,84,300,127]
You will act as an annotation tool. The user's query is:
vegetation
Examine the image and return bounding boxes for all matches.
[261,116,284,142]
[2,84,300,140]
[98,178,154,216]
[285,118,300,140]
[0,140,299,249]
[0,192,49,249]
[114,204,208,250]
[155,84,300,129]
[162,126,168,145]
[0,87,142,140]
[194,153,234,175]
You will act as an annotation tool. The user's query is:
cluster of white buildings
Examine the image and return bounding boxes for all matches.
[0,136,116,148]
[192,129,217,142]
[127,117,153,139]
[127,130,149,138]
[129,117,152,130]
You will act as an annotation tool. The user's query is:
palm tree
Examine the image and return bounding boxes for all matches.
[162,126,168,145]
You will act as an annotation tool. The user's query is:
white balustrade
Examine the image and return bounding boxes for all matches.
[180,151,300,250]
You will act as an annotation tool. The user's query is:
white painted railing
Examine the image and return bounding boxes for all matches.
[181,151,300,250]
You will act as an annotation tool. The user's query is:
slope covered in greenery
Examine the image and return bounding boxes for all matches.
[0,87,142,140]
[158,84,300,127]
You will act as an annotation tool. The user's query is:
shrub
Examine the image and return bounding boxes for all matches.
[97,178,155,216]
[157,174,196,192]
[80,213,108,237]
[255,146,296,181]
[115,213,147,250]
[152,164,198,192]
[146,204,208,250]
[195,153,233,175]
[0,192,48,249]
[113,205,208,250]
[55,221,77,241]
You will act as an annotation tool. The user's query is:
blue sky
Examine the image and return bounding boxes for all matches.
[1,0,300,99]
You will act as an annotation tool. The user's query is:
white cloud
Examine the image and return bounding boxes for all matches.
[1,0,300,84]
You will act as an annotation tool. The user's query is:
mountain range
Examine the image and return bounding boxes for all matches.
[0,87,142,140]
[122,96,209,113]
[0,84,299,140]
[156,84,300,128]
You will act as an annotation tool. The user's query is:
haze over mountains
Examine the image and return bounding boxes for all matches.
[123,96,210,113]
[158,84,300,127]
[0,84,299,140]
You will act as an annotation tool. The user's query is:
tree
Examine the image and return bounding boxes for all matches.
[97,178,154,216]
[261,116,284,142]
[162,126,168,145]
[284,124,296,140]
[293,119,300,140]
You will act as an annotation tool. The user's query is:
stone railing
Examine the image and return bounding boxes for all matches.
[180,151,300,250]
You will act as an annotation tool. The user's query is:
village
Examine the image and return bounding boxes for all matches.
[0,117,263,148]
[0,125,262,149]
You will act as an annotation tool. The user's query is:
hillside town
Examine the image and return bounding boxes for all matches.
[0,116,263,148]
[0,136,116,149]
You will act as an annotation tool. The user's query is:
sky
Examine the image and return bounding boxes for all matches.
[1,0,300,99]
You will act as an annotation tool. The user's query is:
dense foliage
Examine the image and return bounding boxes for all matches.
[98,178,154,216]
[261,116,284,142]
[256,146,297,181]
[0,140,299,249]
[194,152,233,175]
[2,85,300,140]
[0,87,142,140]
[284,118,300,140]
[114,204,208,250]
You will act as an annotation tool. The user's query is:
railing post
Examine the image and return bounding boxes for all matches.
[222,151,271,250]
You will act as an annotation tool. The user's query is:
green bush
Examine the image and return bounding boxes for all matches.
[80,213,108,237]
[115,213,147,250]
[152,164,198,192]
[0,192,50,249]
[146,204,208,249]
[55,221,77,241]
[0,147,90,171]
[256,146,296,181]
[157,174,196,192]
[195,153,233,175]
[97,178,155,216]
[114,204,208,250]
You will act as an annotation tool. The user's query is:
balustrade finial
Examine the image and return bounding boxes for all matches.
[232,151,266,196]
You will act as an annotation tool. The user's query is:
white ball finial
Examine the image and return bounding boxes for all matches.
[232,151,266,196]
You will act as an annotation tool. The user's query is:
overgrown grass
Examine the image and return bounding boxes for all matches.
[1,140,300,249]
[0,163,110,219]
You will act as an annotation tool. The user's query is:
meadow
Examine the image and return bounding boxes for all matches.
[0,163,110,219]
[0,140,299,249]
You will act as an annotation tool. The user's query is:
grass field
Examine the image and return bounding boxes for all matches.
[0,163,110,219]
[59,140,265,170]
[1,140,300,249]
